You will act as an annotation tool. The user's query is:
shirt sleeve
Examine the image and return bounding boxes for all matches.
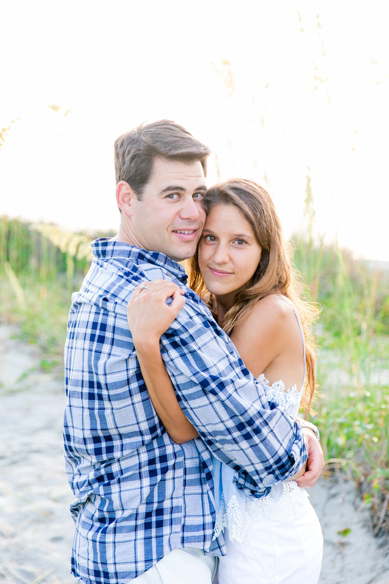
[159,301,307,494]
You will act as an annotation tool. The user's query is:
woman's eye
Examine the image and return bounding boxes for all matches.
[204,235,216,242]
[234,239,247,245]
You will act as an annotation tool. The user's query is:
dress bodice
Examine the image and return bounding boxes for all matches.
[212,297,307,543]
[257,373,303,419]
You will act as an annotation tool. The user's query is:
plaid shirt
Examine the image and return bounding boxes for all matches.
[64,239,307,584]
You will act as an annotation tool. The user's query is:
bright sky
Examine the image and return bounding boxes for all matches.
[1,0,388,261]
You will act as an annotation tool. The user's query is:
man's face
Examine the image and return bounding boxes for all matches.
[130,157,207,261]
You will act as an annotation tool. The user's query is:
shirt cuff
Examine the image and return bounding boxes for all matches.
[297,419,320,442]
[232,432,308,498]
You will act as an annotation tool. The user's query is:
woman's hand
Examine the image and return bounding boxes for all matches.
[127,279,186,346]
[288,461,307,482]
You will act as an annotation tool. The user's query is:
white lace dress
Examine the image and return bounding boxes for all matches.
[213,374,305,544]
[213,301,323,584]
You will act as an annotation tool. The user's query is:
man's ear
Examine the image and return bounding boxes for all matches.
[116,181,137,216]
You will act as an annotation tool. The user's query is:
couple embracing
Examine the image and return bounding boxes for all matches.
[64,120,323,584]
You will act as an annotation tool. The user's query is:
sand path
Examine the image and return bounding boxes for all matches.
[0,324,388,583]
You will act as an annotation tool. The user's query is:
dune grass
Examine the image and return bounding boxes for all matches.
[293,232,389,532]
[0,217,89,354]
[1,214,388,533]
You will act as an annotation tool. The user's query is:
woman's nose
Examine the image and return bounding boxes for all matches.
[213,244,229,264]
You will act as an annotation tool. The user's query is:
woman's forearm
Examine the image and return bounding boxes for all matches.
[135,339,198,444]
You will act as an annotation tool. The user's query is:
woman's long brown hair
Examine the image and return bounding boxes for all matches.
[189,179,319,409]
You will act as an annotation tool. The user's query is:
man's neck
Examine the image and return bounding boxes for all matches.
[111,224,141,247]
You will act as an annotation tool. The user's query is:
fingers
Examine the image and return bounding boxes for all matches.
[131,279,183,301]
[148,283,183,304]
[297,432,324,487]
[296,471,316,488]
[169,289,186,316]
[129,280,185,317]
[131,279,165,299]
[296,465,323,487]
[127,281,186,340]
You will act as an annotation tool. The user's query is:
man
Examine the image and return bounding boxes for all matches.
[64,120,323,584]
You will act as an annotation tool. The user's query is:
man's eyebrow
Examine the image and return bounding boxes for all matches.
[160,184,207,194]
[203,228,254,239]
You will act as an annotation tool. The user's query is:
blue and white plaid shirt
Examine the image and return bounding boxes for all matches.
[64,239,307,584]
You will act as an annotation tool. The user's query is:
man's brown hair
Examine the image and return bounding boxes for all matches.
[114,120,211,198]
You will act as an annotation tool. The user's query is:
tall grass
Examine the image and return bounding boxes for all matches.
[0,216,106,354]
[292,179,389,532]
[294,235,389,511]
[1,213,388,533]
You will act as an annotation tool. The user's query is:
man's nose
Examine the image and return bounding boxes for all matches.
[179,196,202,221]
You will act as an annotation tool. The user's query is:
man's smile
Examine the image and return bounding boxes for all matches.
[172,228,199,241]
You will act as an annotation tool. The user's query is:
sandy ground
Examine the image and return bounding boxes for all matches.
[0,324,388,584]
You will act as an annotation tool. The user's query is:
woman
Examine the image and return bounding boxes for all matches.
[127,179,323,583]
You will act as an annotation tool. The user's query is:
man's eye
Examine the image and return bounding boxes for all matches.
[193,192,205,200]
[166,193,179,200]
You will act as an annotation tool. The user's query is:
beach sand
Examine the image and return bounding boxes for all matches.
[0,324,388,584]
[0,325,74,583]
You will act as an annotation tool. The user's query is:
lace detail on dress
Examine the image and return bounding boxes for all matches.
[213,482,308,543]
[213,374,306,543]
[258,373,303,419]
[213,493,249,542]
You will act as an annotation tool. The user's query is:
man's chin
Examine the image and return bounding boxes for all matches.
[167,242,198,263]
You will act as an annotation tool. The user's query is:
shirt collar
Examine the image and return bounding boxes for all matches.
[91,238,189,284]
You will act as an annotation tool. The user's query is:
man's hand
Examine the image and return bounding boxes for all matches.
[296,428,324,487]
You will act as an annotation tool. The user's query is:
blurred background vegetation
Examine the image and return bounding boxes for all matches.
[1,201,388,535]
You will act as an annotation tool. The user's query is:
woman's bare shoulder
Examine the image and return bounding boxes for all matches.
[241,294,294,329]
[232,295,291,349]
[231,295,295,375]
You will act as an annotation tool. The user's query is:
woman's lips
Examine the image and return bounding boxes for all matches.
[209,267,233,277]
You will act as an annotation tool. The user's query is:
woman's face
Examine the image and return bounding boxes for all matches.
[198,204,262,303]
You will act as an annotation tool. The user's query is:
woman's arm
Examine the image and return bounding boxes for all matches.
[128,280,198,444]
[136,339,198,444]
